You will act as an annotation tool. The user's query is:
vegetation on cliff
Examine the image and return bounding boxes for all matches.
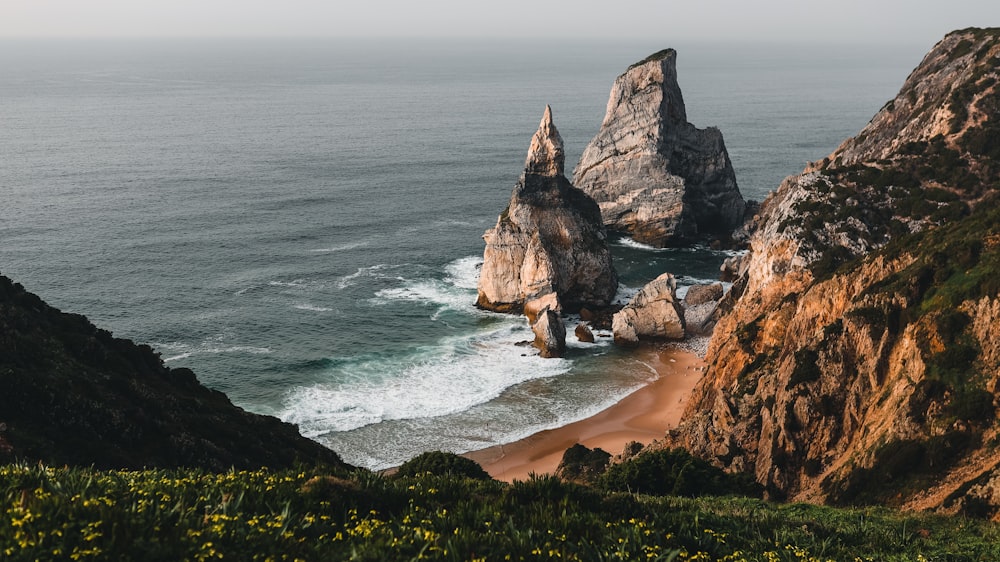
[0,274,345,471]
[3,461,1000,561]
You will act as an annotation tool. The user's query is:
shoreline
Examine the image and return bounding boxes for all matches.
[464,345,706,482]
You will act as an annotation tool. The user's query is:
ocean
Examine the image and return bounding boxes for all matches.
[0,38,925,469]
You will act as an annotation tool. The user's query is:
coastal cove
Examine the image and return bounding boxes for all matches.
[0,38,925,470]
[466,347,706,481]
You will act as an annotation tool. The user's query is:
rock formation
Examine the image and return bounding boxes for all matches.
[573,49,746,247]
[532,307,567,358]
[477,105,619,328]
[612,273,686,345]
[682,282,725,336]
[0,274,347,471]
[660,28,1000,516]
[684,283,724,306]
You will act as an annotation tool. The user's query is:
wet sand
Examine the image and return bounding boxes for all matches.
[464,346,706,482]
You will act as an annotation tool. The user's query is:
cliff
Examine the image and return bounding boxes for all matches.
[662,28,1000,517]
[477,106,618,323]
[573,49,746,247]
[0,273,347,471]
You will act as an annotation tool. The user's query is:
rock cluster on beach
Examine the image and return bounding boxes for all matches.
[573,49,747,247]
[612,273,686,345]
[477,106,618,356]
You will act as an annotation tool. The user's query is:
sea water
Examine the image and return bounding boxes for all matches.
[0,38,924,468]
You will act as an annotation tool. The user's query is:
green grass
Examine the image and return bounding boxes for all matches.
[3,463,1000,561]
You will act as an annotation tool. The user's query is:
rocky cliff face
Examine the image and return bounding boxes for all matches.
[662,28,1000,517]
[0,274,346,471]
[573,49,746,247]
[477,106,618,322]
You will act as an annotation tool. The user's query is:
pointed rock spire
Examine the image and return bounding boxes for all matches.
[524,105,565,177]
[477,104,618,348]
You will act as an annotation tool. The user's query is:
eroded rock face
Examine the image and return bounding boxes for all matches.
[685,283,724,306]
[612,273,686,345]
[532,307,566,358]
[573,49,746,247]
[477,106,618,321]
[661,28,1000,516]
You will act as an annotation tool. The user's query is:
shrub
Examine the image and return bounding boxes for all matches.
[811,245,856,280]
[949,388,996,422]
[598,448,762,498]
[395,451,491,480]
[556,444,611,483]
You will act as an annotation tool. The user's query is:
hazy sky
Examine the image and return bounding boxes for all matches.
[3,0,999,45]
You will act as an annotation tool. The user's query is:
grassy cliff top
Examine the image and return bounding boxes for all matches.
[2,463,999,561]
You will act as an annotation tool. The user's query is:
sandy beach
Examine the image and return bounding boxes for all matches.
[464,346,706,482]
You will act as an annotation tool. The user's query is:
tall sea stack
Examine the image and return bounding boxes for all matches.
[477,106,618,329]
[573,49,746,247]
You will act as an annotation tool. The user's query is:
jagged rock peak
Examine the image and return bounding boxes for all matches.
[573,48,745,247]
[525,105,565,177]
[814,27,1000,173]
[477,106,618,327]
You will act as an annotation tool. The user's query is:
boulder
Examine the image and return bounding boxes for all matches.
[478,105,618,319]
[684,302,718,336]
[532,307,566,358]
[684,282,724,306]
[574,323,595,343]
[573,49,745,247]
[612,273,686,345]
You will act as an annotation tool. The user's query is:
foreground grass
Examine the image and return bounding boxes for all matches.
[2,464,998,561]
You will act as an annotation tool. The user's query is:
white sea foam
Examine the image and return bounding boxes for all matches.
[268,279,306,288]
[615,237,748,259]
[690,244,748,258]
[443,255,482,290]
[205,345,272,355]
[323,370,656,470]
[280,322,571,437]
[676,275,723,286]
[160,342,272,363]
[369,256,483,317]
[614,237,664,251]
[294,304,333,312]
[372,279,475,313]
[613,284,640,306]
[310,241,369,253]
[336,264,401,290]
